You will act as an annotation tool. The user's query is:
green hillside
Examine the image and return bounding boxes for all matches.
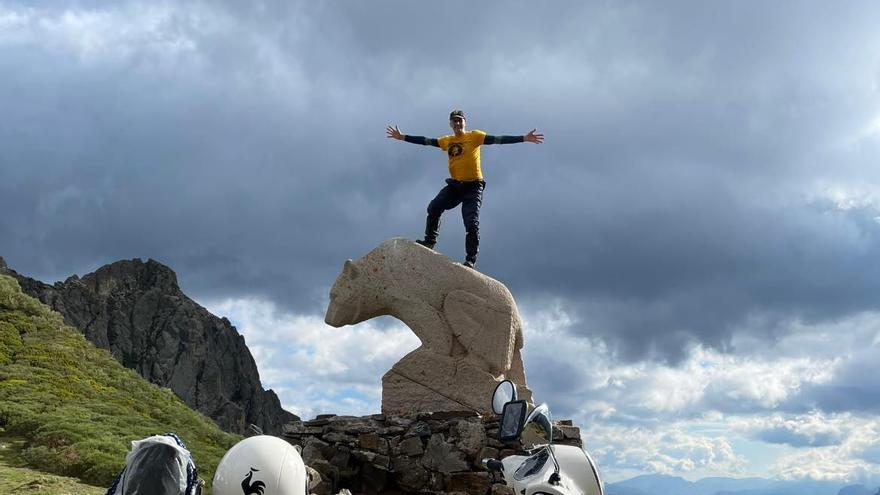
[0,274,240,489]
[0,437,103,495]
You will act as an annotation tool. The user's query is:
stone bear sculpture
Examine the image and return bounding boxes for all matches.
[325,238,532,414]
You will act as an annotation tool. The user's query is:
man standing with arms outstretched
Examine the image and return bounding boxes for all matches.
[387,109,544,269]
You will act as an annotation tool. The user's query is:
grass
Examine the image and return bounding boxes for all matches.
[0,274,241,490]
[0,436,104,495]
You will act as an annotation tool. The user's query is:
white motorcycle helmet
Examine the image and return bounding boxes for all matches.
[213,435,308,495]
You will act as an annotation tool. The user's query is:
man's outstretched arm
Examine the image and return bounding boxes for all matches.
[484,128,544,145]
[386,125,440,147]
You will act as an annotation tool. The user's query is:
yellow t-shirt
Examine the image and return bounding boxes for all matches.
[437,130,487,181]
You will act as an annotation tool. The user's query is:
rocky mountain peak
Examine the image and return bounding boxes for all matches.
[82,258,179,296]
[2,256,297,435]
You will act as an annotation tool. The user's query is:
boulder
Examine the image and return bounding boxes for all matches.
[421,434,469,473]
[451,420,487,458]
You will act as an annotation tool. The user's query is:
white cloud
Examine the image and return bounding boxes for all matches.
[509,302,880,482]
[773,439,880,484]
[736,412,856,448]
[0,4,197,61]
[700,355,833,413]
[220,293,880,483]
[201,296,420,420]
[521,300,836,420]
[812,184,880,213]
[197,293,876,482]
[0,1,312,97]
[585,422,748,482]
[856,115,880,142]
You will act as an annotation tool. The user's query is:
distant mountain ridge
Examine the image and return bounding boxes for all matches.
[607,474,876,495]
[0,255,297,434]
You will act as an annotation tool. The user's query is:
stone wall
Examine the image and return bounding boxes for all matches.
[282,411,583,495]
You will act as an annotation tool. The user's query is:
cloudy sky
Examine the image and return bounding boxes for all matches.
[3,0,880,485]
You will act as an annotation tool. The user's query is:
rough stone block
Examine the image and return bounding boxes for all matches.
[377,425,405,436]
[359,432,380,450]
[558,424,580,439]
[376,437,390,455]
[491,484,516,495]
[392,456,429,492]
[422,434,468,473]
[399,436,423,457]
[373,454,391,471]
[302,437,330,464]
[330,447,352,470]
[448,472,491,495]
[486,433,504,447]
[404,421,432,439]
[358,463,388,495]
[352,449,377,462]
[452,420,487,458]
[284,422,323,435]
[324,431,355,445]
[304,418,332,427]
[385,417,414,428]
[417,410,480,421]
[309,459,338,495]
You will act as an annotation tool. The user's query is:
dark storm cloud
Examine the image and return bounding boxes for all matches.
[791,352,880,414]
[2,1,880,363]
[753,426,845,448]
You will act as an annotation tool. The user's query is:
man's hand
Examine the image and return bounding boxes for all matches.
[524,129,544,144]
[386,125,404,140]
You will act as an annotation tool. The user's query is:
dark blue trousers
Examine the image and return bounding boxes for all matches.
[424,178,485,263]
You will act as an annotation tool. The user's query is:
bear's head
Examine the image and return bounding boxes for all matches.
[325,259,386,327]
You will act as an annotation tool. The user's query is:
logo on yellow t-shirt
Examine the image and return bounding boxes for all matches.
[448,143,464,158]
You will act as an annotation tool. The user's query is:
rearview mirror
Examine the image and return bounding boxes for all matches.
[491,380,518,415]
[498,400,527,443]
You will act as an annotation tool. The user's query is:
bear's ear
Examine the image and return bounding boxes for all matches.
[343,259,359,279]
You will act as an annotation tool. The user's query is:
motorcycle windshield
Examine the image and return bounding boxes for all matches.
[514,447,550,481]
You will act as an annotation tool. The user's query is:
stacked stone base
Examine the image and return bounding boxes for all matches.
[281,411,582,495]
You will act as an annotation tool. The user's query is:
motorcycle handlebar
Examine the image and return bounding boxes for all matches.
[482,458,505,472]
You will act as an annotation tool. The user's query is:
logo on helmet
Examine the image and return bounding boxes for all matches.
[241,467,266,495]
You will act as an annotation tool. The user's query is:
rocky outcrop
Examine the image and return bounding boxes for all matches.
[325,238,532,415]
[283,412,582,495]
[1,257,297,434]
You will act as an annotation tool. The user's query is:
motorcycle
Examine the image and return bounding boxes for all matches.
[482,380,604,495]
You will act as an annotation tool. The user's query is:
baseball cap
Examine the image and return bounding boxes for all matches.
[449,109,466,120]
